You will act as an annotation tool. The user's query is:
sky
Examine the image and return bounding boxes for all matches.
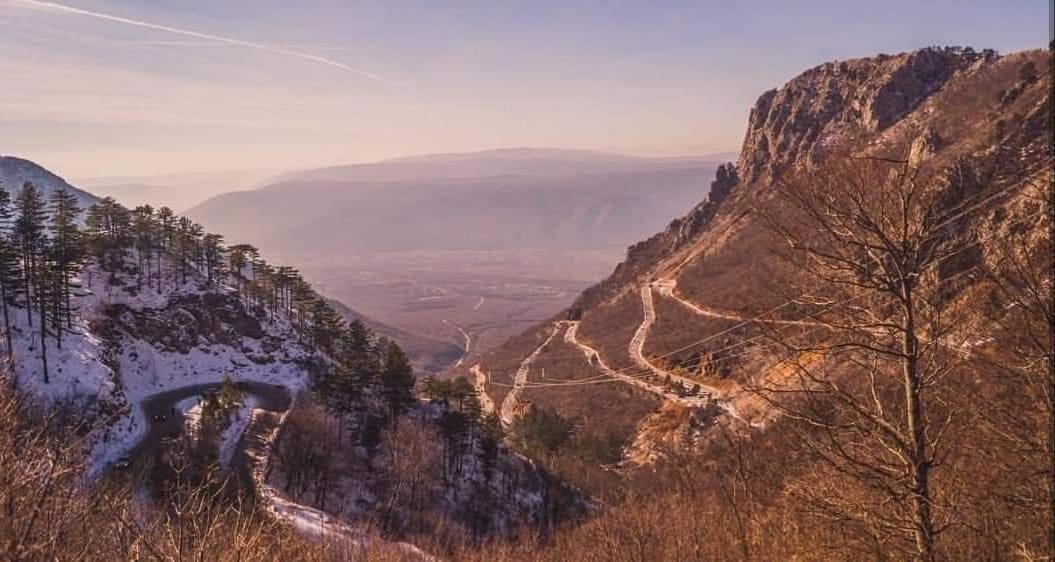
[0,0,1048,178]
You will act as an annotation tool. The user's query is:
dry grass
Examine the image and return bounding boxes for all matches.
[577,289,641,370]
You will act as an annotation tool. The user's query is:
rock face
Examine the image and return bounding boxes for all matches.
[736,47,996,183]
[481,46,1051,472]
[572,48,1004,312]
[909,126,944,167]
[107,291,268,354]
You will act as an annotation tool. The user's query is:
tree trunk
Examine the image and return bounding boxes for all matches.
[902,290,935,562]
[63,270,72,330]
[1,282,11,361]
[23,251,32,326]
[39,287,48,384]
[51,278,62,350]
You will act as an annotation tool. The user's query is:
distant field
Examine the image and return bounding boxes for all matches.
[270,248,624,371]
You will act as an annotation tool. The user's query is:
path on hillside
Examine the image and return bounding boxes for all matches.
[499,324,561,426]
[563,320,707,406]
[443,319,473,368]
[654,277,822,326]
[627,287,720,402]
[126,384,434,559]
[631,284,755,424]
[469,364,496,415]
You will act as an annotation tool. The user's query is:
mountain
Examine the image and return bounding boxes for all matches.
[463,47,1052,557]
[0,155,100,208]
[2,156,454,371]
[272,147,730,184]
[186,149,730,254]
[76,168,281,213]
[0,158,583,557]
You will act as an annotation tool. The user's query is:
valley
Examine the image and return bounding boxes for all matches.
[278,248,622,370]
[0,0,1049,556]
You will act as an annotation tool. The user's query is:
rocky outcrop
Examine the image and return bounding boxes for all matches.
[737,47,997,183]
[707,162,738,204]
[107,291,268,354]
[909,126,944,167]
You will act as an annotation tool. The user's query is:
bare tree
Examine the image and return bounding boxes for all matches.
[379,418,442,534]
[977,174,1054,556]
[752,157,977,560]
[273,399,338,508]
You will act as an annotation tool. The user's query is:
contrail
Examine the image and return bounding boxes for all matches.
[10,0,385,81]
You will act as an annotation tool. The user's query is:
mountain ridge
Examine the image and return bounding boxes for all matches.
[267,147,734,185]
[467,46,1052,483]
[187,160,724,254]
[0,155,100,209]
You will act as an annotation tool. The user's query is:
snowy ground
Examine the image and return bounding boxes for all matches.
[6,259,312,475]
[218,396,259,469]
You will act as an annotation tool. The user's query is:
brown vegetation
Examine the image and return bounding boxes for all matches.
[0,376,425,561]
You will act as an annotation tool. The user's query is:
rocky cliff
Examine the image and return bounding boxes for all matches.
[736,46,996,183]
[473,46,1053,475]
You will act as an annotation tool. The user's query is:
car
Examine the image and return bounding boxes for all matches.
[112,456,132,470]
[152,413,167,423]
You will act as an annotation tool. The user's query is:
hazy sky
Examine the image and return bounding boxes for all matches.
[0,0,1047,178]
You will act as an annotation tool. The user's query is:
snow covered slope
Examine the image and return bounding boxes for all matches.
[8,256,315,474]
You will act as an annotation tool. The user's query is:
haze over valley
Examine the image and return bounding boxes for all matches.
[0,1,1049,560]
[186,148,732,370]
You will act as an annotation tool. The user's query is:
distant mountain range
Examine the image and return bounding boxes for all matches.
[187,148,735,254]
[272,148,736,184]
[75,168,280,213]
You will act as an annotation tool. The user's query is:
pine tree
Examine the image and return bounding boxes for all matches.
[131,205,155,290]
[14,183,47,327]
[309,299,344,354]
[173,216,195,285]
[0,184,21,360]
[379,337,415,422]
[85,197,131,274]
[33,239,58,383]
[49,188,82,336]
[201,233,225,286]
[227,243,257,299]
[155,206,175,289]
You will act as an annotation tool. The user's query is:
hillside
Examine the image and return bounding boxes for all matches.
[0,160,585,557]
[465,46,1053,558]
[0,155,100,209]
[327,297,463,374]
[1,158,456,375]
[186,149,725,254]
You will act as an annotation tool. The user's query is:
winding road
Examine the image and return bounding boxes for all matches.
[654,277,820,326]
[469,364,496,416]
[443,319,473,368]
[632,283,753,423]
[498,323,561,426]
[564,320,707,406]
[126,381,291,488]
[628,286,718,401]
